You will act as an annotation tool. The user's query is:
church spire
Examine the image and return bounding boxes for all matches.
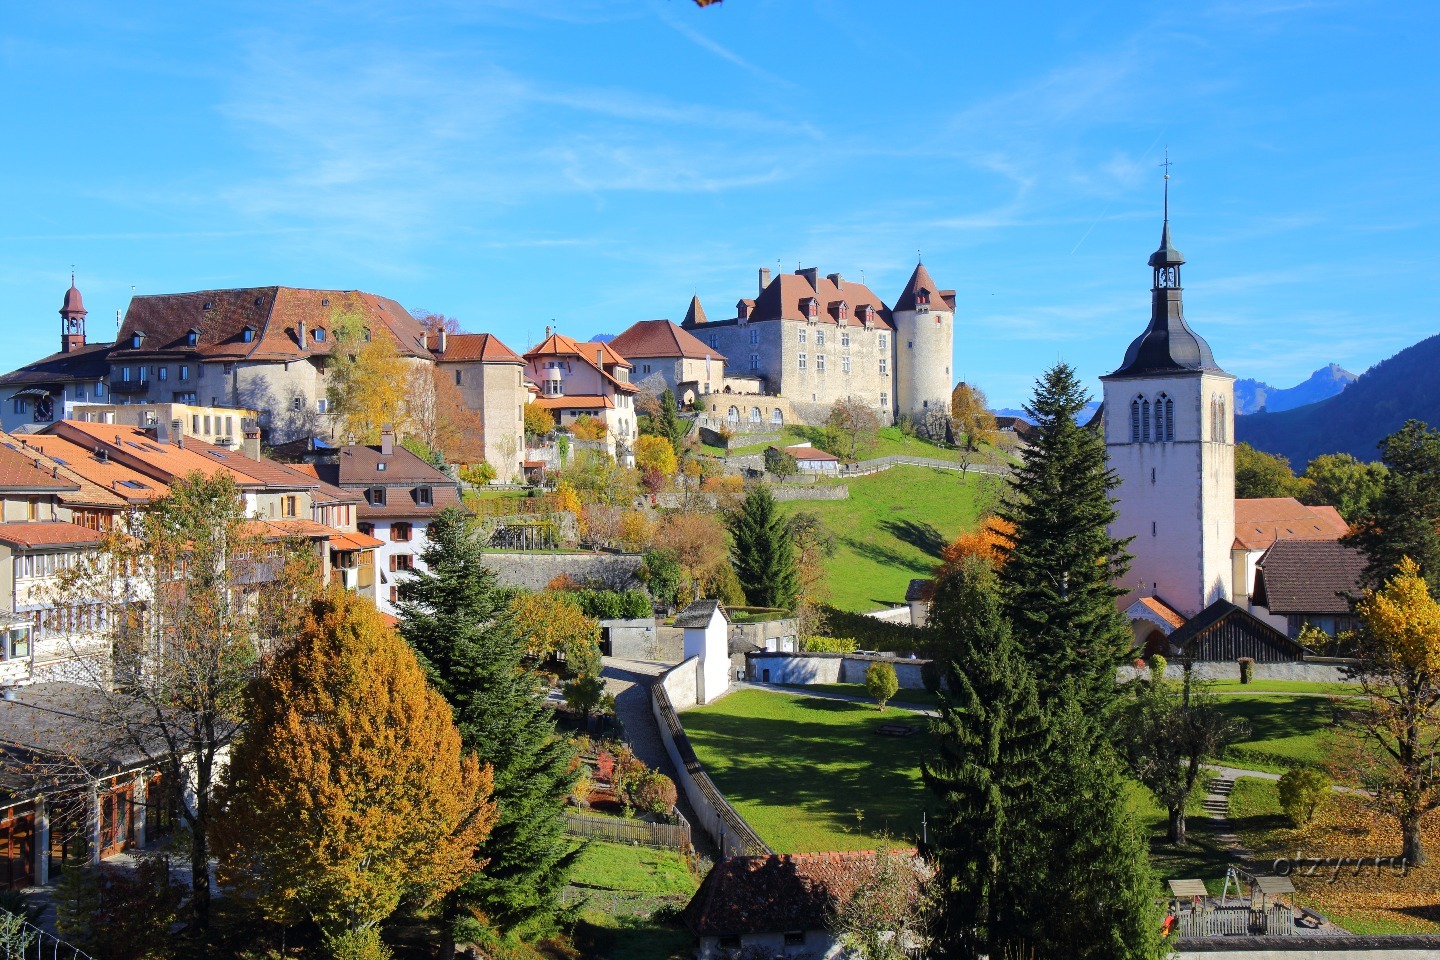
[1148,154,1184,289]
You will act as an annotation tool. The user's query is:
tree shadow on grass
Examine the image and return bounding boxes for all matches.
[841,536,934,575]
[878,519,948,557]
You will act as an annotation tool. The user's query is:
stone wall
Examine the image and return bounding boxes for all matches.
[653,658,771,859]
[771,485,849,502]
[602,618,660,660]
[485,551,644,591]
[745,652,931,690]
[1117,657,1358,685]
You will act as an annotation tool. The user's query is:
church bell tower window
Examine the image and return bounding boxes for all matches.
[1130,398,1142,443]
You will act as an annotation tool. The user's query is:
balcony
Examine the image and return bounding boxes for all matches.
[110,379,151,395]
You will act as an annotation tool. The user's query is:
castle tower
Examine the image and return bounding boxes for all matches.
[60,273,87,354]
[891,262,954,424]
[1100,188,1234,619]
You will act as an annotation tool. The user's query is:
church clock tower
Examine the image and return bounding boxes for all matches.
[1100,184,1234,619]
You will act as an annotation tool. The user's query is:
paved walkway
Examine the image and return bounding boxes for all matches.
[600,656,716,857]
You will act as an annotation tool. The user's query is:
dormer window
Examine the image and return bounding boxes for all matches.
[368,487,386,506]
[313,328,326,342]
[203,301,214,311]
[130,332,145,349]
[915,288,931,311]
[242,326,255,343]
[186,328,200,347]
[377,461,387,472]
[417,486,432,506]
[363,328,372,342]
[737,300,751,321]
[805,298,819,320]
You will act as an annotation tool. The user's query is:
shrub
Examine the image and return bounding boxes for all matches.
[632,772,678,819]
[58,856,187,960]
[865,661,899,711]
[460,462,497,486]
[638,549,683,607]
[613,745,647,799]
[1278,768,1332,826]
[801,635,858,654]
[595,750,616,783]
[1238,657,1255,684]
[619,589,653,619]
[324,927,394,960]
[571,770,594,809]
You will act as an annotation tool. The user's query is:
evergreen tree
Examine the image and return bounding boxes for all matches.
[657,388,687,452]
[998,363,1132,714]
[396,508,579,941]
[1021,702,1168,960]
[1347,419,1440,594]
[921,557,1050,960]
[727,486,799,609]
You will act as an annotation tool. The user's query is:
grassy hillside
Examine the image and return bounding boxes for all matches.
[703,424,1017,466]
[776,465,989,611]
[1236,332,1440,468]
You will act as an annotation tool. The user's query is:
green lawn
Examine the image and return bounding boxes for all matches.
[568,840,699,896]
[776,465,989,611]
[682,689,932,852]
[779,682,939,710]
[572,913,694,960]
[1205,679,1362,696]
[1130,776,1239,894]
[704,425,1018,466]
[1213,694,1345,774]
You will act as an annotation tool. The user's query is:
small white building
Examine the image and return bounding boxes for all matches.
[677,599,730,704]
[782,443,840,474]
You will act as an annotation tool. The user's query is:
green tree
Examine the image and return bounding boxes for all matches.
[1235,442,1312,499]
[921,557,1049,959]
[1117,656,1248,844]
[396,509,580,941]
[827,396,881,461]
[764,446,799,483]
[727,486,800,610]
[211,588,496,943]
[1302,453,1387,523]
[998,364,1132,715]
[865,661,899,711]
[656,388,687,451]
[1347,420,1440,594]
[638,548,684,607]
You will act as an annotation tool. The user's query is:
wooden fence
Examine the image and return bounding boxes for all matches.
[563,810,691,850]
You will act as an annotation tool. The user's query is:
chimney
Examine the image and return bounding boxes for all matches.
[171,419,184,449]
[155,420,170,445]
[597,346,604,368]
[242,428,261,461]
[827,272,843,287]
[297,320,307,348]
[380,424,394,456]
[798,267,818,288]
[438,328,448,354]
[758,267,771,294]
[545,325,552,339]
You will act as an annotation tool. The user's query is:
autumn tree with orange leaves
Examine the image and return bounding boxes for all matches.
[1339,556,1440,865]
[936,516,1015,579]
[212,588,496,948]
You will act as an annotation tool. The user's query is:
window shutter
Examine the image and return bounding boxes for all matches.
[389,555,397,572]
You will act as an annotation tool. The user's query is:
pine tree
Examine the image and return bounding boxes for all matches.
[998,363,1132,714]
[396,508,580,941]
[657,388,686,452]
[921,557,1050,960]
[1347,419,1440,594]
[727,486,800,610]
[1020,702,1168,960]
[211,588,496,940]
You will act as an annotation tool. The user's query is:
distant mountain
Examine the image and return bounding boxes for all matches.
[1236,334,1440,468]
[1233,364,1356,415]
[992,402,1100,425]
[588,334,616,344]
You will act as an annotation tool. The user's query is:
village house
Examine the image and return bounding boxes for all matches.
[320,426,463,615]
[1251,538,1367,639]
[607,317,724,406]
[425,331,528,482]
[70,401,259,452]
[780,443,840,475]
[524,329,639,463]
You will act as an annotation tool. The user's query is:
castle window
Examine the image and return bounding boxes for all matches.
[798,353,807,370]
[1141,400,1151,442]
[772,408,783,425]
[878,334,888,350]
[242,326,255,343]
[816,331,825,347]
[179,365,190,381]
[878,357,887,375]
[727,406,739,424]
[1130,398,1141,442]
[314,328,326,342]
[880,392,888,408]
[158,366,168,382]
[750,354,759,370]
[749,407,761,424]
[1153,396,1164,442]
[842,356,851,375]
[749,329,759,345]
[816,355,826,372]
[797,330,807,345]
[841,332,850,348]
[186,329,198,347]
[708,334,718,348]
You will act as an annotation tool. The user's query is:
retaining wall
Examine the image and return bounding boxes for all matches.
[745,651,931,690]
[1117,658,1357,684]
[771,485,849,502]
[652,658,771,859]
[484,551,644,591]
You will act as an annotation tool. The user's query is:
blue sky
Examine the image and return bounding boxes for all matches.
[2,0,1436,408]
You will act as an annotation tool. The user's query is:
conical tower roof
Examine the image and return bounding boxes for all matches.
[60,275,87,320]
[682,295,708,327]
[894,262,944,312]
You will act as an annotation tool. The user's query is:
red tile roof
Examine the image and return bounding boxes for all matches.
[682,295,708,327]
[893,263,954,312]
[531,396,614,411]
[52,420,262,487]
[684,851,921,937]
[609,319,727,363]
[111,287,432,365]
[692,270,893,330]
[0,522,105,550]
[426,332,524,364]
[525,332,639,396]
[329,531,383,551]
[1233,497,1350,551]
[1253,540,1367,615]
[0,443,80,493]
[15,432,168,503]
[783,444,839,462]
[1134,596,1187,629]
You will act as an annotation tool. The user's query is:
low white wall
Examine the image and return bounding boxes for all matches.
[1117,658,1357,684]
[653,658,770,859]
[746,652,932,691]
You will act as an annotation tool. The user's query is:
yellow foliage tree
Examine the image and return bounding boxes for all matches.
[951,382,998,451]
[327,311,411,443]
[635,435,678,477]
[619,510,654,552]
[211,588,496,939]
[508,590,601,664]
[524,402,556,438]
[936,516,1016,577]
[1343,556,1440,864]
[571,415,608,441]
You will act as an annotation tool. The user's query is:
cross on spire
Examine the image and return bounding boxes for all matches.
[1160,148,1172,222]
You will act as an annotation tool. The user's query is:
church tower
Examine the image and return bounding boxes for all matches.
[892,262,954,424]
[60,273,87,354]
[1100,185,1234,619]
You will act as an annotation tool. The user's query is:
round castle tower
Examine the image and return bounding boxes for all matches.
[891,262,954,424]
